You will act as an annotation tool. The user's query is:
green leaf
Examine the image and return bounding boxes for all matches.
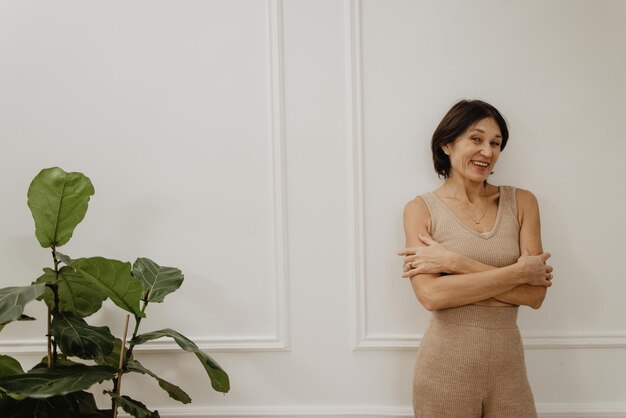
[94,338,127,368]
[133,329,229,393]
[0,391,111,418]
[69,391,108,416]
[0,284,45,325]
[33,268,56,301]
[76,413,113,418]
[51,266,108,317]
[0,355,24,377]
[70,257,144,317]
[132,258,184,303]
[0,364,116,400]
[27,167,95,248]
[0,395,76,418]
[104,391,160,418]
[76,411,114,417]
[32,354,84,370]
[126,360,191,404]
[56,252,73,265]
[57,267,107,318]
[35,266,108,318]
[51,312,114,360]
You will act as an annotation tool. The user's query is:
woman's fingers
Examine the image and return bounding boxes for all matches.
[397,248,416,256]
[399,234,440,256]
[418,233,436,246]
[403,261,422,275]
[402,266,421,278]
[539,252,551,262]
[403,261,417,272]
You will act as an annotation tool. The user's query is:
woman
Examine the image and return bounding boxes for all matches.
[399,99,553,418]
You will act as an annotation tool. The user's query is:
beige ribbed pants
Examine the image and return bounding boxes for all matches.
[413,305,537,418]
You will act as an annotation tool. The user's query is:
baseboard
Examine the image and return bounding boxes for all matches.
[538,403,626,417]
[117,404,626,418]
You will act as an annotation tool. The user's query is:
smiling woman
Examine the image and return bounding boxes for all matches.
[398,100,553,418]
[430,100,509,181]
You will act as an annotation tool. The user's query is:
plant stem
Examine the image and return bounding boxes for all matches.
[112,314,131,418]
[47,245,61,367]
[125,298,149,362]
[51,245,60,272]
[46,309,52,367]
[113,298,148,413]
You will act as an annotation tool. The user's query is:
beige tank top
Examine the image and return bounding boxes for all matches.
[420,185,520,268]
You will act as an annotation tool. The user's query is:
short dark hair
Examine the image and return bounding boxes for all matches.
[431,99,509,179]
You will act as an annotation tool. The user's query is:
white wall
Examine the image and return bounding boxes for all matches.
[1,0,625,417]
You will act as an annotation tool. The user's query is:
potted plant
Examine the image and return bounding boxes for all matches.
[0,167,229,417]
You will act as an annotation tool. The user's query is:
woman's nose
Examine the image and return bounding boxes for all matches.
[480,143,493,157]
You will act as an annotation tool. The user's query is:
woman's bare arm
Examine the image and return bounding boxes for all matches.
[399,233,492,276]
[400,190,552,309]
[492,189,550,308]
[406,244,549,309]
[402,197,551,311]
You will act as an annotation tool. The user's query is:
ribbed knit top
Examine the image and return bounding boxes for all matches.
[420,185,520,268]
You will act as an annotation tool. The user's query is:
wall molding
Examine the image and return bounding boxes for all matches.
[116,404,626,418]
[345,0,367,352]
[356,333,626,350]
[344,0,625,352]
[0,335,286,355]
[266,0,290,352]
[0,0,289,355]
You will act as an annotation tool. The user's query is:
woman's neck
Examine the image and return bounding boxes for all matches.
[439,175,491,204]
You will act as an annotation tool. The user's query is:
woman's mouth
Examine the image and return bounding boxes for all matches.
[471,160,489,168]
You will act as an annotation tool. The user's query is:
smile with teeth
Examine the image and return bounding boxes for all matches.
[471,160,489,168]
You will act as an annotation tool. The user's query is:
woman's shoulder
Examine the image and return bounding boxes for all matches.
[403,190,437,221]
[404,194,430,216]
[404,187,444,225]
[509,186,538,206]
[499,186,540,220]
[405,185,444,209]
[403,194,432,233]
[495,185,536,202]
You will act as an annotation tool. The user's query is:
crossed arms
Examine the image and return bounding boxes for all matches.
[399,188,553,311]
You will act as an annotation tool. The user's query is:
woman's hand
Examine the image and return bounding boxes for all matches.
[398,233,455,278]
[516,250,554,287]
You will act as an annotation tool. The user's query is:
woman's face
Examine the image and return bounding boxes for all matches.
[442,117,503,183]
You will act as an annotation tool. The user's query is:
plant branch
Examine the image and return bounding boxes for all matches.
[112,314,131,418]
[124,298,148,362]
[51,245,60,272]
[113,298,148,413]
[46,308,52,367]
[47,245,61,367]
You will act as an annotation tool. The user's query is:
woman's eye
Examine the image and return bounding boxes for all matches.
[471,137,481,142]
[491,142,501,148]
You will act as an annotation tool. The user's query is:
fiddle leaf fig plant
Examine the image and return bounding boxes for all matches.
[0,167,229,417]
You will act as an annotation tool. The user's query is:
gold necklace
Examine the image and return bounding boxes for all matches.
[461,202,488,224]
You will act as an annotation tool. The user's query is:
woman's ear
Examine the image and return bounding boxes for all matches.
[441,144,449,156]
